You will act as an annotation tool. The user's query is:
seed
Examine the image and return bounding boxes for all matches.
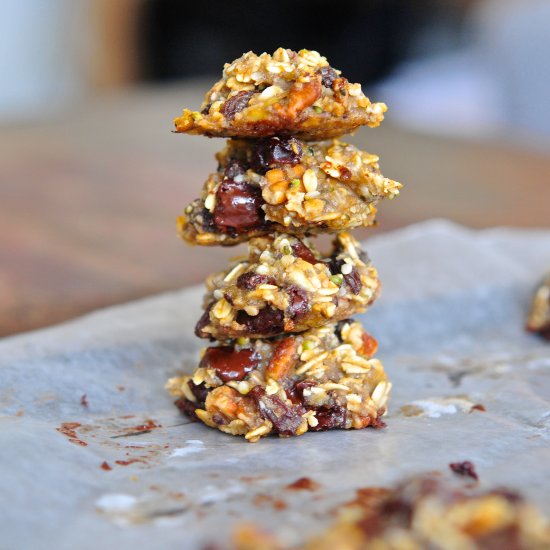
[330,274,343,286]
[313,106,323,113]
[324,303,336,317]
[341,263,353,275]
[204,193,216,212]
[290,178,301,188]
[371,381,388,403]
[302,340,314,350]
[259,85,282,99]
[245,424,271,440]
[212,298,232,319]
[302,169,318,193]
[305,412,319,427]
[244,305,259,316]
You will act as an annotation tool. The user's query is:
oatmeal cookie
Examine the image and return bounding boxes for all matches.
[166,320,390,442]
[174,48,386,140]
[233,476,550,549]
[179,137,401,246]
[195,232,380,340]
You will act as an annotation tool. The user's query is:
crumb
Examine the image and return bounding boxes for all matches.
[100,461,112,471]
[115,458,146,466]
[56,422,87,446]
[399,404,424,417]
[112,419,162,438]
[449,461,479,481]
[252,493,288,511]
[80,394,89,407]
[470,404,486,412]
[273,499,287,511]
[285,477,321,491]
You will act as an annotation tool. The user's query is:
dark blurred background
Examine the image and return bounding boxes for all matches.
[1,0,549,337]
[139,0,465,84]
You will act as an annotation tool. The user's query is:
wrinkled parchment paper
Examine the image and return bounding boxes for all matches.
[1,220,549,550]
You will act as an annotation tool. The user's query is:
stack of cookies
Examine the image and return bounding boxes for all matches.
[166,48,402,442]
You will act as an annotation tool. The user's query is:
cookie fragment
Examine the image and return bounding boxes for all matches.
[196,232,380,340]
[526,273,550,340]
[166,321,390,442]
[174,48,386,140]
[179,138,401,246]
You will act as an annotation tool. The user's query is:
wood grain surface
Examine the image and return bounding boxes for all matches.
[1,83,549,337]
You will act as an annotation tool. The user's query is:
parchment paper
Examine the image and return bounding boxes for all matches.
[1,220,549,550]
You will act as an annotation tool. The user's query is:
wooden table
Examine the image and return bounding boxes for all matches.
[1,83,549,337]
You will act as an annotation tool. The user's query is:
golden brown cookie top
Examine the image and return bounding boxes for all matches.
[174,48,386,140]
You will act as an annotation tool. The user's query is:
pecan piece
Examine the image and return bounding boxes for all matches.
[266,337,297,381]
[286,79,322,119]
[205,386,240,421]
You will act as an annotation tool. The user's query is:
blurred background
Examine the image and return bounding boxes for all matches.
[1,0,549,337]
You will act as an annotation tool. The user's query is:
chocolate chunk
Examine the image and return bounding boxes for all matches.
[236,271,276,290]
[291,241,317,264]
[201,208,217,232]
[199,346,259,383]
[250,137,302,174]
[249,386,304,436]
[175,397,200,421]
[285,379,315,405]
[175,382,209,422]
[236,306,284,335]
[286,285,309,319]
[213,180,265,233]
[188,381,209,405]
[318,66,338,89]
[221,90,254,120]
[310,404,347,431]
